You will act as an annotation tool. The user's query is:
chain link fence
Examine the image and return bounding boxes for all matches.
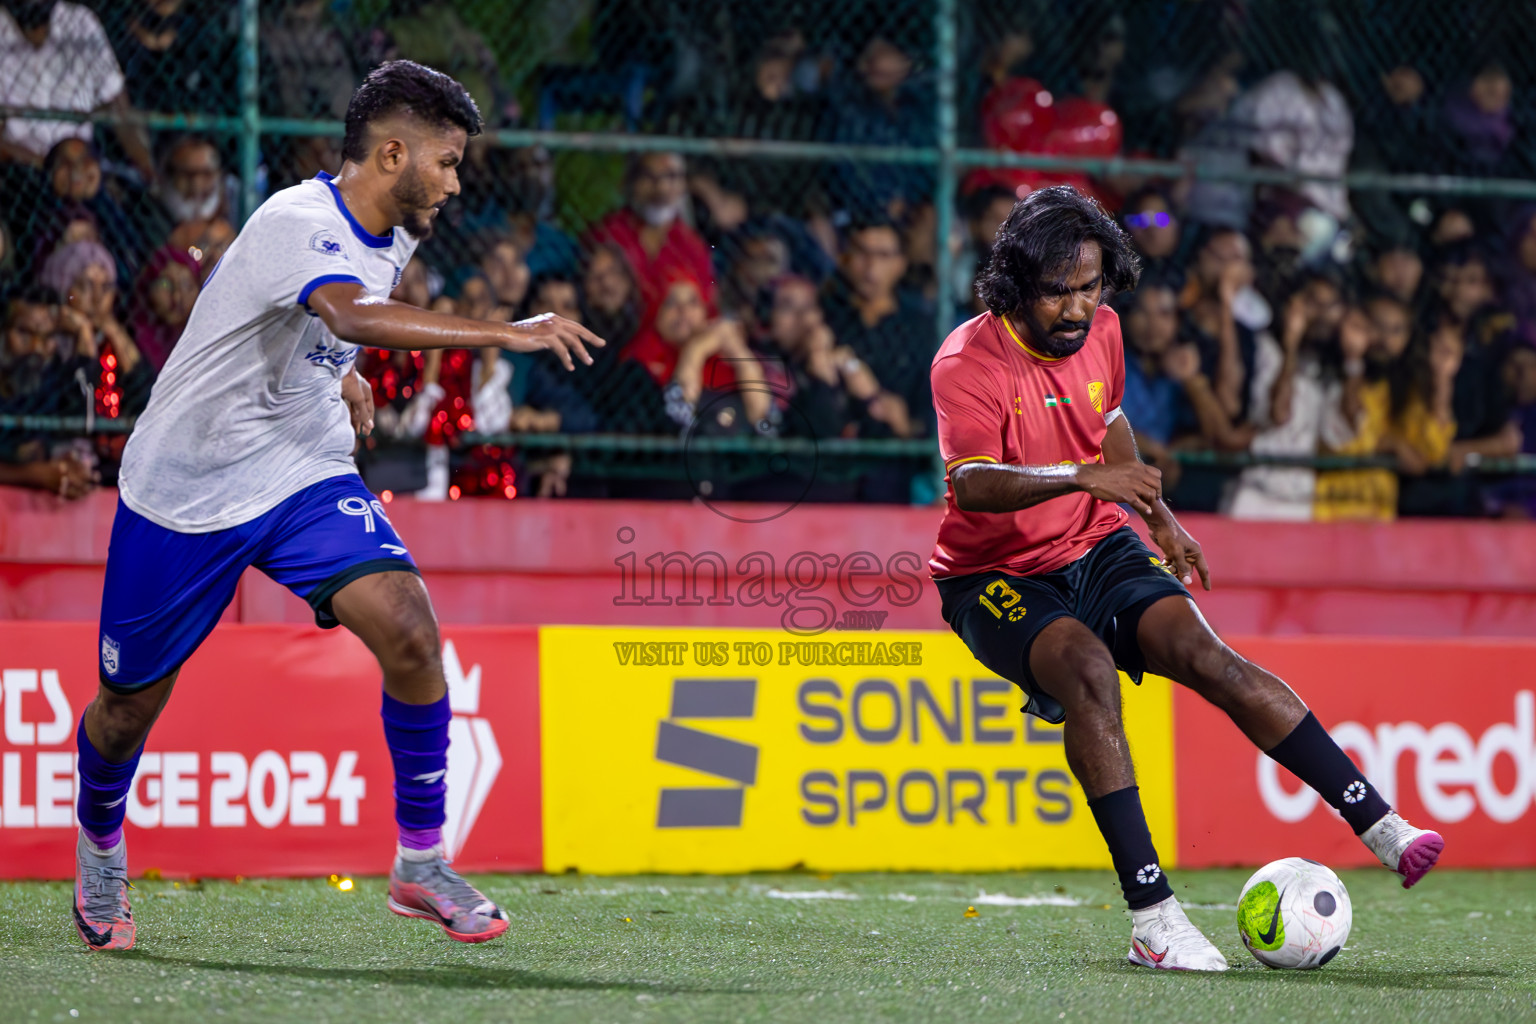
[5,0,1536,511]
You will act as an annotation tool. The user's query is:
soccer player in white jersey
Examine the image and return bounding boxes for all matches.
[71,61,604,950]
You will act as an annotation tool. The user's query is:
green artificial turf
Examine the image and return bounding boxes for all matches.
[2,869,1533,1023]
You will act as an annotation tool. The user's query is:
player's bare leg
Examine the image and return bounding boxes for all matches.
[72,670,179,951]
[1136,595,1444,887]
[331,572,509,943]
[1030,618,1226,971]
[84,672,179,761]
[332,570,447,705]
[1030,619,1136,797]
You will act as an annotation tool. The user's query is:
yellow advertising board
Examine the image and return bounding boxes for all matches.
[540,626,1175,873]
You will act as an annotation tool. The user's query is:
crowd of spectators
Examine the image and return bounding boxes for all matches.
[4,0,1536,518]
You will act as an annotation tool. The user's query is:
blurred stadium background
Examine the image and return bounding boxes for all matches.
[2,2,1536,1021]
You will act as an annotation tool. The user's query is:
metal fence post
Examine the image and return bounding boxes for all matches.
[933,0,958,347]
[238,0,261,223]
[931,0,959,493]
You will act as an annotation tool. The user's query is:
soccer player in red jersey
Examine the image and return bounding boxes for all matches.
[930,186,1444,971]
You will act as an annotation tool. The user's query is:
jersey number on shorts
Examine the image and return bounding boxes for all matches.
[338,497,409,556]
[337,496,392,533]
[980,578,1027,622]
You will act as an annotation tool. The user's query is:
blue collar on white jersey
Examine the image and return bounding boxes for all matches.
[315,171,394,249]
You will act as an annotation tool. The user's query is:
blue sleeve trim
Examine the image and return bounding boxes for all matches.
[297,274,365,312]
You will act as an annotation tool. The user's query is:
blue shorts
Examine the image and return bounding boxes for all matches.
[935,526,1188,724]
[98,474,417,691]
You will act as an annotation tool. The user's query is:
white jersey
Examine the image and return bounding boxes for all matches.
[120,173,416,532]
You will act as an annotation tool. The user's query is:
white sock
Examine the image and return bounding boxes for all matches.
[397,842,443,863]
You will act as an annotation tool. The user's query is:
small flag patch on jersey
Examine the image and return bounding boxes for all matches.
[1044,394,1072,408]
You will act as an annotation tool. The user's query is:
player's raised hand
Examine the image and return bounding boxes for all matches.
[501,313,607,371]
[1076,462,1162,517]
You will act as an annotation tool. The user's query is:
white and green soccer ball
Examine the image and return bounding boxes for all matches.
[1236,857,1352,969]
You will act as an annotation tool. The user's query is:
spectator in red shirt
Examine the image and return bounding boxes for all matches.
[584,152,716,316]
[624,271,770,433]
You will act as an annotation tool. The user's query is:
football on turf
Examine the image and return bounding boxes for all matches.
[1236,857,1353,969]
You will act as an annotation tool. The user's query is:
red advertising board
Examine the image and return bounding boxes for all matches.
[6,623,1534,877]
[0,623,541,879]
[1175,637,1536,868]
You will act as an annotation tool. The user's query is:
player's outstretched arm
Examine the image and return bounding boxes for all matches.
[307,282,605,370]
[951,458,1164,517]
[952,462,1098,514]
[950,395,1167,523]
[1101,412,1211,590]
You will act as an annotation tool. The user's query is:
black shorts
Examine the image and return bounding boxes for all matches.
[935,526,1188,724]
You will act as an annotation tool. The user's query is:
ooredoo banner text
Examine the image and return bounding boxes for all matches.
[1175,636,1536,868]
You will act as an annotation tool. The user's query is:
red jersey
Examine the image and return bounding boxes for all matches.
[929,309,1128,579]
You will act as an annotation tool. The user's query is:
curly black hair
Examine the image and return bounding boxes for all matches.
[974,185,1142,317]
[342,60,483,164]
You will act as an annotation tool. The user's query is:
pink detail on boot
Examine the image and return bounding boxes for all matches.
[1398,832,1444,888]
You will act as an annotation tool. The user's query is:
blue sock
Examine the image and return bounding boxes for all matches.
[75,717,141,850]
[381,691,451,850]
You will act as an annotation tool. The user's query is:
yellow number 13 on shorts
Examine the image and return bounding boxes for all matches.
[980,578,1026,622]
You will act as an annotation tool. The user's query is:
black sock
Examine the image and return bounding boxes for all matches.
[1265,711,1390,834]
[1087,785,1174,910]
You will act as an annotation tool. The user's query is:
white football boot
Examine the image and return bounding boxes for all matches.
[1361,810,1444,888]
[1127,895,1229,971]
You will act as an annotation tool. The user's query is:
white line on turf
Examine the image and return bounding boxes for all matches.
[767,889,861,900]
[972,891,1082,907]
[546,882,1106,908]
